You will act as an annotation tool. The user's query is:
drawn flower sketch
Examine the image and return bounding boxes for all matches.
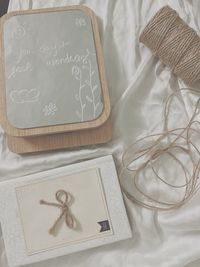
[12,25,26,40]
[83,49,100,119]
[11,22,31,40]
[72,65,86,121]
[72,49,101,121]
[43,102,57,116]
[75,17,87,27]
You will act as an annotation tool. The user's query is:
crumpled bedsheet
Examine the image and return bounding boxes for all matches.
[1,0,200,267]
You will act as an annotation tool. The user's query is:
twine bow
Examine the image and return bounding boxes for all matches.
[40,190,74,235]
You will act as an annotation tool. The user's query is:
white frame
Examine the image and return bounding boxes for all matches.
[0,155,132,267]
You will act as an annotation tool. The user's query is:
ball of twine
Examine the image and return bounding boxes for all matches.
[139,5,200,86]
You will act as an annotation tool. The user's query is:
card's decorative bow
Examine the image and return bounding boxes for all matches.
[40,190,74,235]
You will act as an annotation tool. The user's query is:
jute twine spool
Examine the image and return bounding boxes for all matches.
[139,5,200,86]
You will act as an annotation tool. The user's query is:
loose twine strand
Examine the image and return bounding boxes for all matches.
[40,190,74,235]
[119,88,200,211]
[139,5,200,86]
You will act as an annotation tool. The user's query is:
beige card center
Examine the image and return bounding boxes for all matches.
[16,168,113,255]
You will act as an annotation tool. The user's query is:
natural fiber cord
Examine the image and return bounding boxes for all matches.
[139,5,200,86]
[40,190,74,235]
[120,88,200,211]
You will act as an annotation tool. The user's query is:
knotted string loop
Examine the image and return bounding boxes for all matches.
[40,189,74,235]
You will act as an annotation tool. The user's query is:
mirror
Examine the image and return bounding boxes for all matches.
[3,9,104,129]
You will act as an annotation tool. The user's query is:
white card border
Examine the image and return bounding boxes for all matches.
[0,155,132,267]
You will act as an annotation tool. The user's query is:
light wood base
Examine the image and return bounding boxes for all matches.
[7,118,112,154]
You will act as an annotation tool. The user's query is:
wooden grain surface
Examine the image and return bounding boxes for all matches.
[7,117,112,153]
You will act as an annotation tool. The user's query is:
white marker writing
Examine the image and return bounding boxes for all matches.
[8,62,33,79]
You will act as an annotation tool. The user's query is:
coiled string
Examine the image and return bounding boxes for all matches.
[139,5,200,86]
[119,88,200,211]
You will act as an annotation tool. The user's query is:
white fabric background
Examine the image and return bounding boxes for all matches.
[1,0,200,266]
